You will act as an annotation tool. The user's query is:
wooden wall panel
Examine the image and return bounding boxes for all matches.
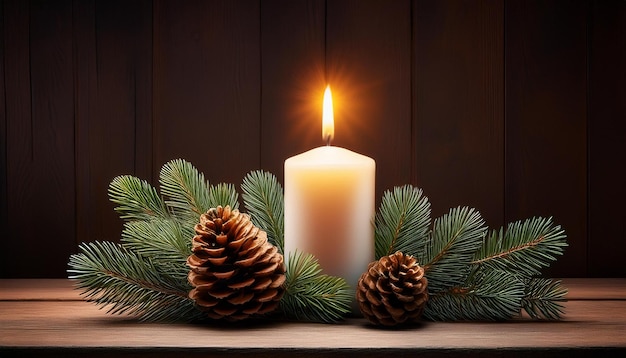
[260,0,325,182]
[3,0,75,277]
[74,0,153,247]
[153,0,261,187]
[326,0,412,201]
[1,0,625,278]
[588,1,626,277]
[505,0,588,277]
[413,0,504,228]
[0,0,7,260]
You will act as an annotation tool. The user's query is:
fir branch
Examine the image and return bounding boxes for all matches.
[280,251,352,323]
[472,217,567,276]
[241,170,285,251]
[109,175,168,221]
[120,217,193,283]
[522,278,567,320]
[374,185,431,260]
[423,206,487,293]
[208,182,240,210]
[159,159,213,222]
[68,241,202,322]
[424,269,525,321]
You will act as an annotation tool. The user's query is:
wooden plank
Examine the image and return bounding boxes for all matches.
[0,279,79,301]
[564,278,626,300]
[260,0,325,182]
[74,0,153,247]
[1,279,625,356]
[326,0,412,201]
[588,1,626,277]
[505,0,588,277]
[153,0,261,187]
[413,0,504,228]
[0,295,625,354]
[2,278,623,301]
[3,0,76,277]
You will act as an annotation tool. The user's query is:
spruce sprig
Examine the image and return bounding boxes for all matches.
[374,186,568,321]
[374,185,431,259]
[424,269,525,321]
[108,175,168,221]
[280,251,352,323]
[241,170,285,251]
[522,278,568,320]
[423,206,487,293]
[69,159,352,324]
[68,241,202,322]
[120,218,193,282]
[472,217,567,276]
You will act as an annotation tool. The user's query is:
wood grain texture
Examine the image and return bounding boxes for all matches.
[1,1,625,278]
[0,0,7,254]
[505,0,588,277]
[413,0,505,228]
[260,0,325,182]
[0,279,625,357]
[153,0,261,187]
[74,0,153,247]
[3,0,76,277]
[327,0,412,201]
[588,0,626,277]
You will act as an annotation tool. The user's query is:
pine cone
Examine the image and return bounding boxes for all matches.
[187,205,286,321]
[356,251,428,326]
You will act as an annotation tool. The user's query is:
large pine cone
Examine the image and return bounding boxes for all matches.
[356,251,428,326]
[187,206,286,321]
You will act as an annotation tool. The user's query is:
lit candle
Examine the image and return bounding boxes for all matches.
[284,85,375,294]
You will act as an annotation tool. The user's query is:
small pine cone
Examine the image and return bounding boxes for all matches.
[187,205,286,321]
[356,251,428,326]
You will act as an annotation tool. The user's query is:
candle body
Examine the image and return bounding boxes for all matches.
[284,146,375,291]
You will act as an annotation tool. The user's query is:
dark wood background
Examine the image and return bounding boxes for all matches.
[1,0,624,278]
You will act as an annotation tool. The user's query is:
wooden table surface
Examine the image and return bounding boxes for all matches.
[1,278,625,357]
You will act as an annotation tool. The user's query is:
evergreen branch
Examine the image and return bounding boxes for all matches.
[109,175,168,221]
[423,207,487,293]
[280,251,352,323]
[374,185,431,260]
[522,278,567,320]
[208,182,240,210]
[68,241,202,322]
[241,170,285,251]
[472,217,567,276]
[424,269,525,321]
[159,159,212,222]
[120,217,193,283]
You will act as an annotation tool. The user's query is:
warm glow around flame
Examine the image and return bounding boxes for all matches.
[322,85,334,143]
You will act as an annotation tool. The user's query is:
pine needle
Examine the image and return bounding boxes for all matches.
[374,185,431,260]
[424,269,525,321]
[120,217,193,282]
[472,217,568,276]
[159,159,213,222]
[208,182,240,210]
[423,206,487,293]
[522,278,568,320]
[241,170,285,251]
[280,251,352,323]
[68,241,202,322]
[109,175,168,221]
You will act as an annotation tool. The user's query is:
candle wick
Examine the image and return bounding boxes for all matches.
[325,135,331,146]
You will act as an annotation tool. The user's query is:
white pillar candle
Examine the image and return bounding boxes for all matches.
[284,86,375,291]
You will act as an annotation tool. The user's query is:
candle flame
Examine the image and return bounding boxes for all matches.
[322,85,334,144]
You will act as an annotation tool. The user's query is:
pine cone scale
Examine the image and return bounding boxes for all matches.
[357,251,429,326]
[187,206,286,321]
